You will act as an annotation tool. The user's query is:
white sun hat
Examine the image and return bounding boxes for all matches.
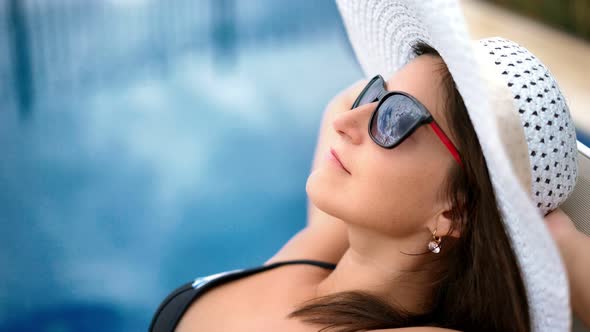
[335,0,578,331]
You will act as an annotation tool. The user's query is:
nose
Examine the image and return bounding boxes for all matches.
[331,102,376,145]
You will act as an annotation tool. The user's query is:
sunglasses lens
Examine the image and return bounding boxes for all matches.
[352,77,385,109]
[370,94,424,147]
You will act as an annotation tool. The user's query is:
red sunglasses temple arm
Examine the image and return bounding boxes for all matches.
[429,122,464,169]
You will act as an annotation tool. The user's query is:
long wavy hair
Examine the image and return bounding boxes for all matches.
[287,41,531,332]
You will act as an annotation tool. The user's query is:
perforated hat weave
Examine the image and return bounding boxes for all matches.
[335,0,578,330]
[476,37,577,215]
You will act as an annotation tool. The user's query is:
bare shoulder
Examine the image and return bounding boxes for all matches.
[369,328,461,332]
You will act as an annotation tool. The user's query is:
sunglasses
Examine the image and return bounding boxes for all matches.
[351,75,463,168]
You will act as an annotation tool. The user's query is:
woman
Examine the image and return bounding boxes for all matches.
[149,1,578,331]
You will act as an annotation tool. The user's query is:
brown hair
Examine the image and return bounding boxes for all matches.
[287,42,531,332]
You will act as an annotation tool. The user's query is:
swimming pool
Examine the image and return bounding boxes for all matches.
[1,1,588,331]
[0,1,361,331]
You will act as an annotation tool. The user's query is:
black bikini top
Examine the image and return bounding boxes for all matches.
[149,259,337,332]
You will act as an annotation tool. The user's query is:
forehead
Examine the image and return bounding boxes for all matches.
[385,55,449,130]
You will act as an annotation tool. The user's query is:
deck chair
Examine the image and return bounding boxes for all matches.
[562,141,590,236]
[561,140,590,332]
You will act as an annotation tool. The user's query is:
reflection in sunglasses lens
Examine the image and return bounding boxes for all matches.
[372,94,422,147]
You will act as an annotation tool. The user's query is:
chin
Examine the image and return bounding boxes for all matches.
[306,169,346,219]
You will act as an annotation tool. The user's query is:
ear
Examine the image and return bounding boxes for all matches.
[433,209,461,238]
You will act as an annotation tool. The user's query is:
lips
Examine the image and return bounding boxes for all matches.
[330,147,351,174]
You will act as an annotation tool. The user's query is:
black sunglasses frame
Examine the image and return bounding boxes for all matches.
[351,75,434,150]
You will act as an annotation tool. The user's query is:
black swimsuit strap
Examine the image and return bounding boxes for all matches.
[149,259,336,332]
[262,259,337,270]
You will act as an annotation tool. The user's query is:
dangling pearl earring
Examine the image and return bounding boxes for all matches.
[428,229,442,254]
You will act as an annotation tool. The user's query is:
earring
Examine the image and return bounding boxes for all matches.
[428,229,442,254]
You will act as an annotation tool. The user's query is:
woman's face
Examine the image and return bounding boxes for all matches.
[306,55,458,238]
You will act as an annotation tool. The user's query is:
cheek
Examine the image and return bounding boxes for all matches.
[354,150,448,234]
[305,143,450,237]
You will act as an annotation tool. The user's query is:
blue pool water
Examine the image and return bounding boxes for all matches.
[0,1,361,331]
[1,1,588,331]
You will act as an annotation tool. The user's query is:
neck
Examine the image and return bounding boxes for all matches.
[314,223,441,314]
